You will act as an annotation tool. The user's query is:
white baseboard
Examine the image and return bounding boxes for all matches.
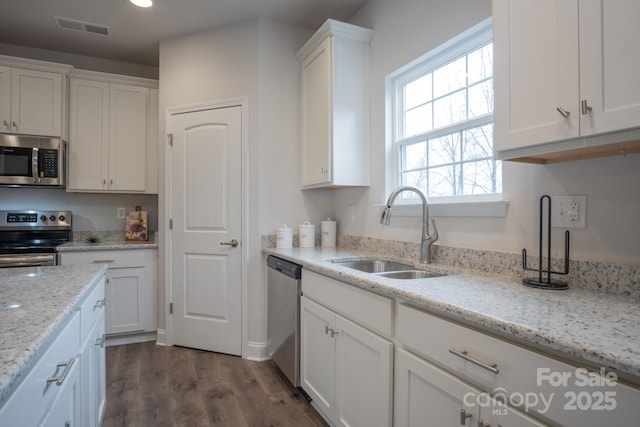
[244,340,269,361]
[105,331,157,347]
[155,328,167,346]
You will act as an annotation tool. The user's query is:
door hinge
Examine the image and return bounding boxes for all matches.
[169,302,173,314]
[169,219,173,230]
[167,133,173,146]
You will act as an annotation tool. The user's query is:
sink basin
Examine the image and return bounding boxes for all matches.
[331,258,449,280]
[376,270,446,279]
[332,259,414,273]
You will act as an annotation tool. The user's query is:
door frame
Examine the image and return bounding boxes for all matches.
[163,97,249,356]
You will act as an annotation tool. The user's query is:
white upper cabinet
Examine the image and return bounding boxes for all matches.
[493,0,640,162]
[297,19,372,189]
[68,71,158,193]
[0,57,70,137]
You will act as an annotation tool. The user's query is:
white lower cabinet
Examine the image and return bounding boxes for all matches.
[395,348,544,427]
[300,271,393,427]
[59,249,157,341]
[396,302,640,426]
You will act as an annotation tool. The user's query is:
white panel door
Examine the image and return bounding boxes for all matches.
[11,68,63,137]
[170,106,242,355]
[105,268,146,335]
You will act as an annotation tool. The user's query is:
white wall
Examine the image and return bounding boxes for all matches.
[335,0,640,266]
[0,188,158,231]
[158,19,320,350]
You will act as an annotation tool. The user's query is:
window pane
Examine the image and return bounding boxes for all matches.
[467,43,493,84]
[401,170,427,195]
[404,74,432,110]
[405,103,433,137]
[433,57,466,98]
[462,160,499,195]
[402,141,427,170]
[429,165,459,197]
[468,79,493,118]
[429,132,461,166]
[433,90,466,128]
[463,124,493,161]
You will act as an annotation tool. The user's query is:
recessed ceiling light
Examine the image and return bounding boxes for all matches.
[130,0,152,7]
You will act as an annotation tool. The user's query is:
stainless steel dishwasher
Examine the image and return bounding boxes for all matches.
[267,255,302,387]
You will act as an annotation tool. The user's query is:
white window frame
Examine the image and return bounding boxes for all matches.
[385,18,507,217]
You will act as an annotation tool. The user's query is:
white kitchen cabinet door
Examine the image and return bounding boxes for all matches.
[300,37,332,187]
[68,79,110,191]
[109,84,147,191]
[335,314,392,427]
[579,0,640,137]
[105,267,147,335]
[301,296,393,427]
[39,357,81,427]
[494,0,640,161]
[68,74,155,193]
[297,20,372,189]
[10,68,64,137]
[493,0,580,152]
[80,309,106,427]
[395,348,480,427]
[301,296,336,421]
[0,66,10,133]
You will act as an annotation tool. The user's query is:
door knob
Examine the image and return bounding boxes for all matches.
[220,239,239,248]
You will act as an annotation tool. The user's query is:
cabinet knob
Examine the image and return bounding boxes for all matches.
[556,106,570,118]
[581,99,592,115]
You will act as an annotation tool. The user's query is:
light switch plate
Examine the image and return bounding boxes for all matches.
[117,207,126,219]
[551,195,586,228]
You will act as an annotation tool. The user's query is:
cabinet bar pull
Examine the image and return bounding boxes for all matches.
[460,408,472,425]
[449,348,499,374]
[94,298,106,310]
[581,99,592,115]
[2,120,8,129]
[556,106,570,118]
[92,259,114,264]
[12,120,17,129]
[46,357,75,386]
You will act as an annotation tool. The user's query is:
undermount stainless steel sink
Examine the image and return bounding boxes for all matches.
[376,270,446,279]
[333,259,414,273]
[331,258,448,280]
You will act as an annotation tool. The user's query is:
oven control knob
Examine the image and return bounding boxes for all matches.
[58,215,66,222]
[49,215,56,222]
[40,215,47,222]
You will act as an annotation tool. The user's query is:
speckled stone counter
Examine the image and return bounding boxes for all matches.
[263,247,640,384]
[57,237,158,252]
[0,264,107,408]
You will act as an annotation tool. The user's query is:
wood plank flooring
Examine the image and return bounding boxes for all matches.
[103,342,328,427]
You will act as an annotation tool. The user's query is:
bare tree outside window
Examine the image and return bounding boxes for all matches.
[393,22,500,201]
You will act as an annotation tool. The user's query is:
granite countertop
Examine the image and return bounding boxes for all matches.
[264,247,640,384]
[57,238,158,251]
[0,264,107,408]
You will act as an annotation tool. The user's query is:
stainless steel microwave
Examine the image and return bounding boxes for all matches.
[0,135,65,187]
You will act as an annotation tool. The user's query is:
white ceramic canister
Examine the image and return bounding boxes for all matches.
[299,221,315,248]
[321,217,337,247]
[276,224,293,249]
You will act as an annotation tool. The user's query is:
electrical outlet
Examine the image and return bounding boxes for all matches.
[551,195,586,228]
[117,207,126,219]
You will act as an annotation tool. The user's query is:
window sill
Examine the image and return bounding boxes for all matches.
[376,199,509,218]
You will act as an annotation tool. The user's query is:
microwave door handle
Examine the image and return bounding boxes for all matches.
[32,147,39,183]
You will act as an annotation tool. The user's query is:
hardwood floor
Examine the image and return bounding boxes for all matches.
[103,342,328,427]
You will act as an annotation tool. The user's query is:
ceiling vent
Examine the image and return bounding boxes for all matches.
[54,16,111,37]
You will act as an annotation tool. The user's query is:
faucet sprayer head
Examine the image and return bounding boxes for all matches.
[380,205,392,225]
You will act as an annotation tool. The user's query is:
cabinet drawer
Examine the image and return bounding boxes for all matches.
[60,249,146,268]
[396,303,639,426]
[80,278,106,343]
[0,312,80,426]
[302,270,392,337]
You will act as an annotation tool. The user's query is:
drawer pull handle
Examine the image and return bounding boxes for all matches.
[92,260,114,264]
[449,349,499,374]
[47,357,75,386]
[95,334,106,348]
[94,298,106,310]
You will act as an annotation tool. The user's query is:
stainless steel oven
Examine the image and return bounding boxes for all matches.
[0,135,66,187]
[0,210,72,268]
